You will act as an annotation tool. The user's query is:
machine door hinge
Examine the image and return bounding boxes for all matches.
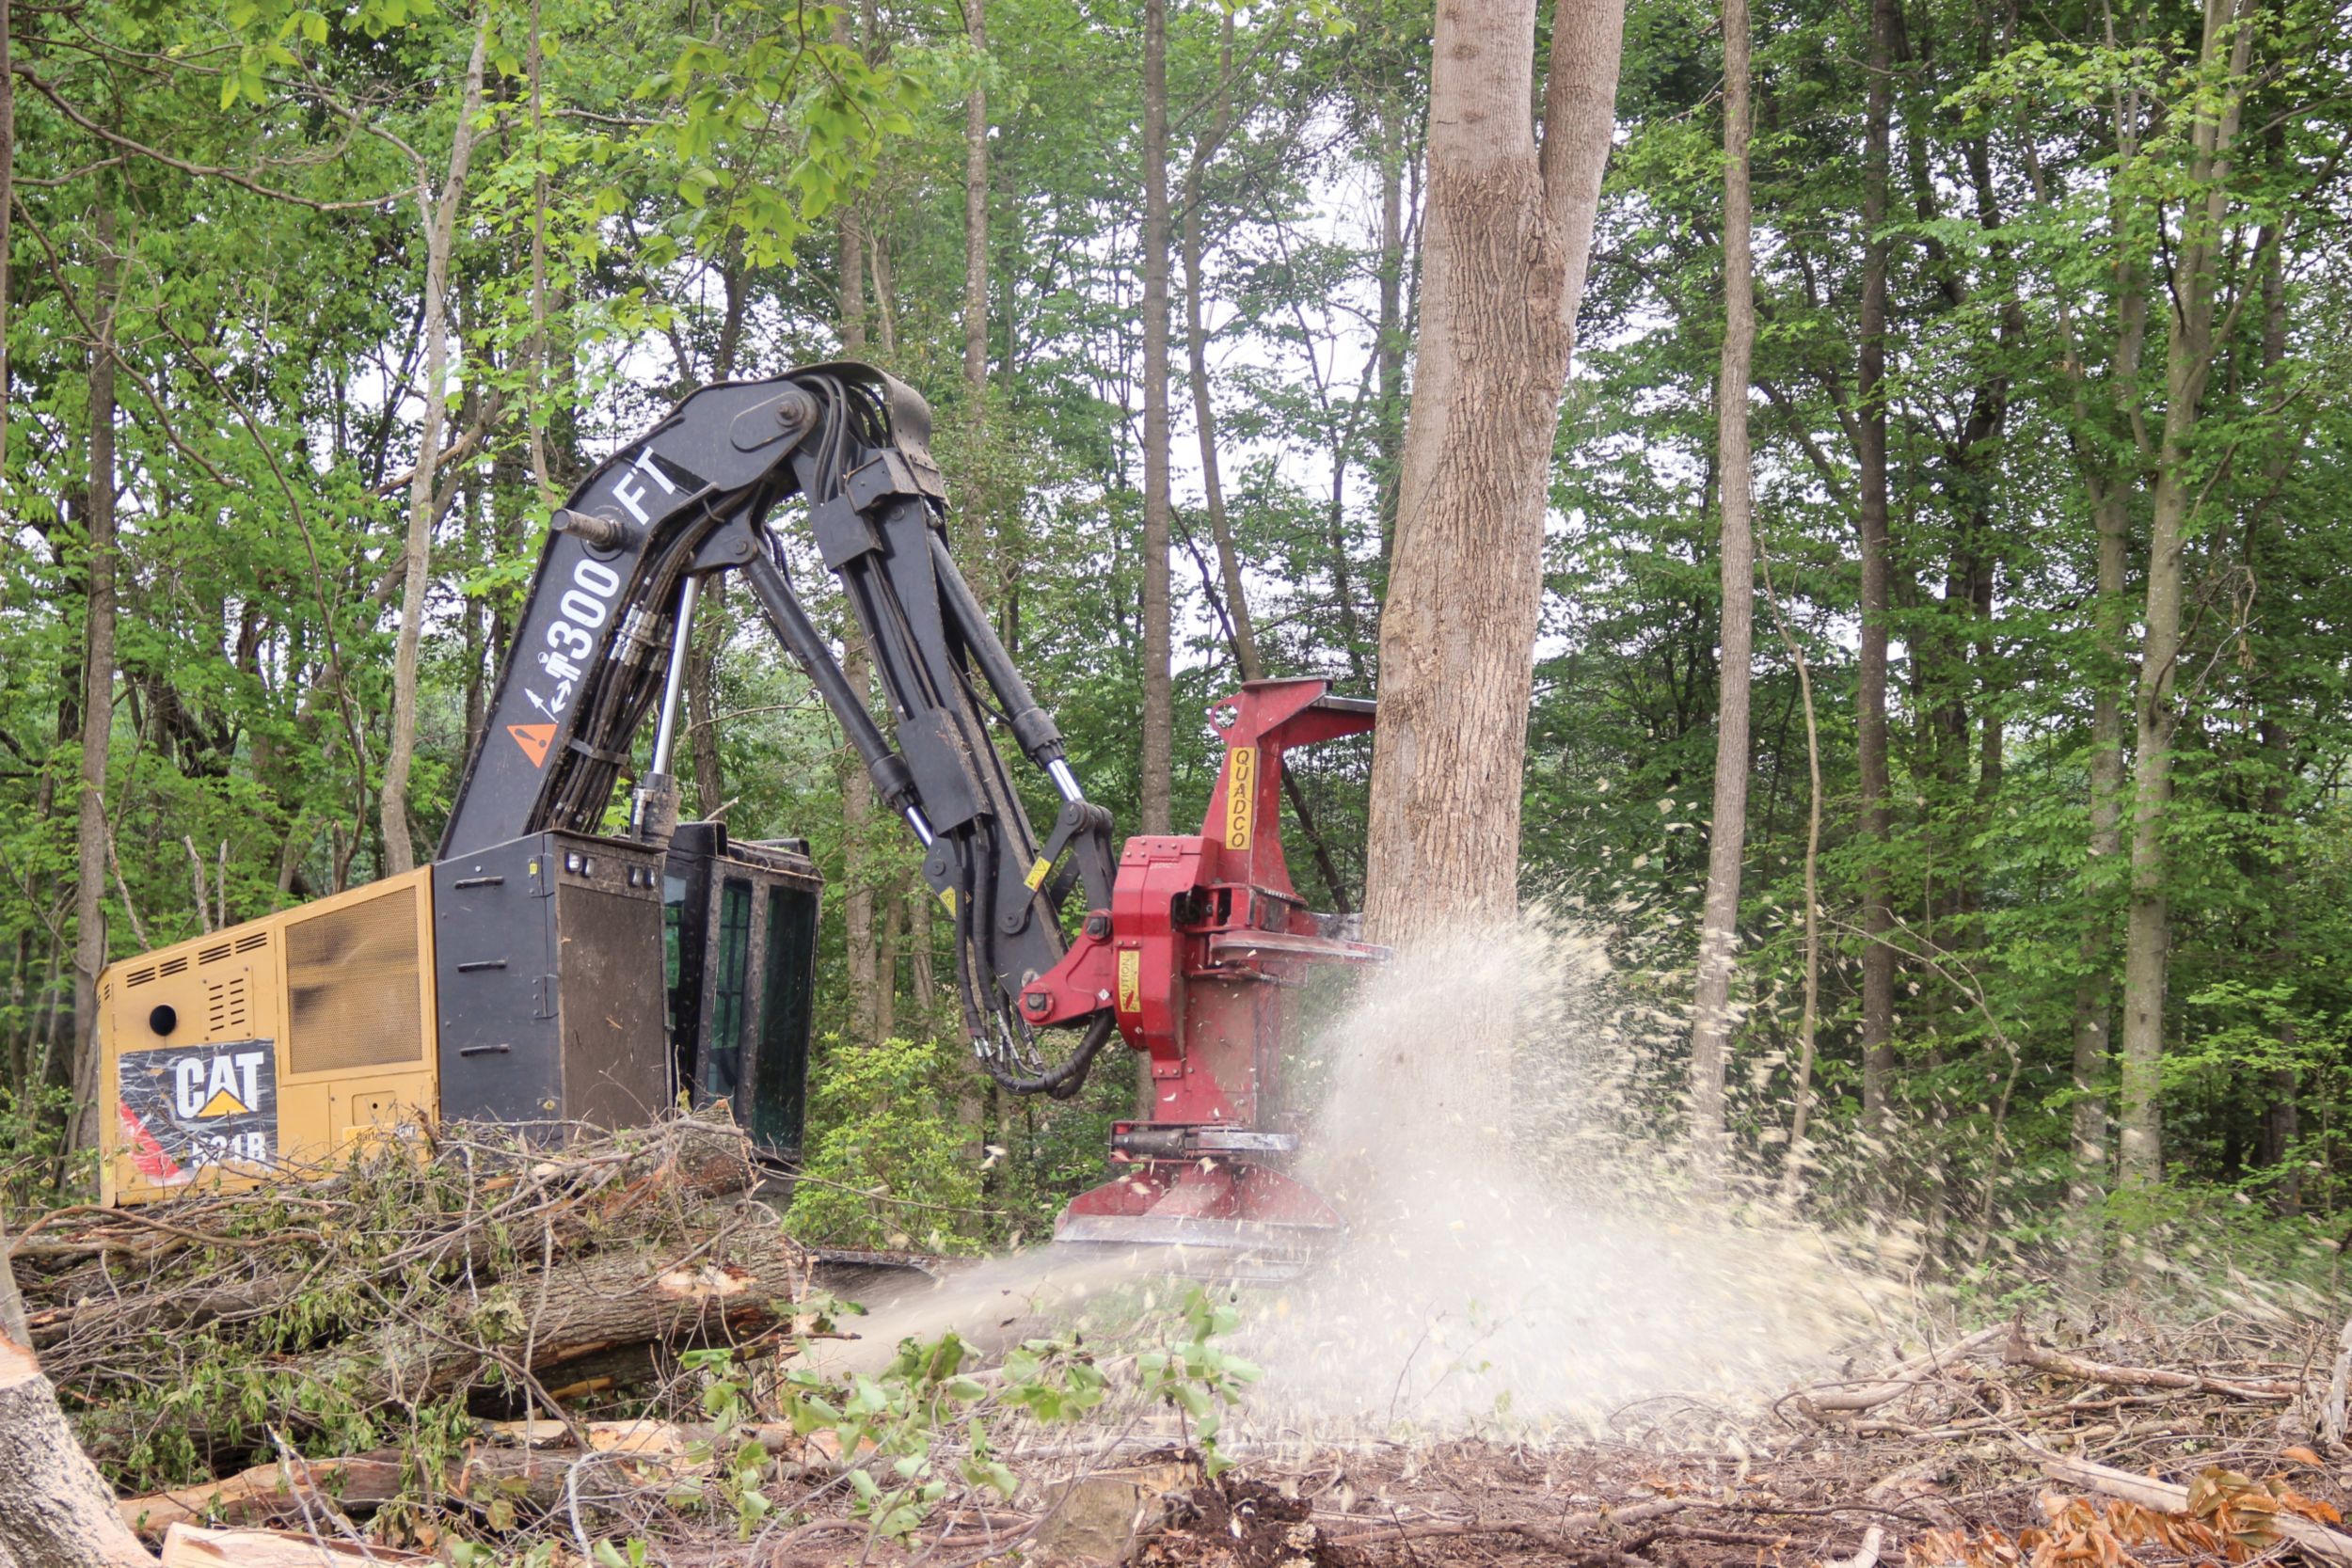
[526,856,555,898]
[535,974,558,1020]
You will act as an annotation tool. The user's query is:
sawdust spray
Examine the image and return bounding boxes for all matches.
[1218,909,1903,1440]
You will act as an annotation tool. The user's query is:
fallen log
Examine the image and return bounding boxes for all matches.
[1804,1325,2008,1413]
[119,1421,835,1539]
[2026,1447,2352,1568]
[1326,1497,1689,1550]
[157,1523,427,1568]
[2003,1323,2299,1401]
[119,1455,409,1537]
[316,1225,809,1410]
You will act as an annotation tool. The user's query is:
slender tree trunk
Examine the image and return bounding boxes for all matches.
[2042,77,2149,1243]
[526,0,554,504]
[685,599,723,820]
[962,0,989,403]
[833,232,882,1045]
[1688,0,1756,1186]
[833,204,881,1048]
[1138,0,1173,833]
[1855,0,1897,1130]
[678,249,753,830]
[875,890,900,1046]
[2118,0,2253,1190]
[380,18,490,876]
[70,203,120,1157]
[0,0,13,512]
[1359,0,1626,1161]
[2251,226,2299,1215]
[842,635,879,1044]
[1764,558,1821,1201]
[908,885,937,1022]
[1181,21,1260,684]
[2068,483,2127,1225]
[1371,85,1409,572]
[2257,712,2300,1211]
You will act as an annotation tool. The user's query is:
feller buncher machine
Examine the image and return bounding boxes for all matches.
[96,363,1381,1274]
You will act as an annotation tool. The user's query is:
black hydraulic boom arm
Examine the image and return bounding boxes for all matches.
[437,363,1120,1095]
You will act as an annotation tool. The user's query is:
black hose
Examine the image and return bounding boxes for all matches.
[981,1008,1119,1100]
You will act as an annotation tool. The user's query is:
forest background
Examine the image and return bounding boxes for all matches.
[2,0,2345,1273]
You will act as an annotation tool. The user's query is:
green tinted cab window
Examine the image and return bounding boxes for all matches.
[751,885,818,1155]
[707,879,753,1102]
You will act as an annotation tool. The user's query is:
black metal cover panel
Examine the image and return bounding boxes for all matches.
[433,831,666,1132]
[555,863,669,1127]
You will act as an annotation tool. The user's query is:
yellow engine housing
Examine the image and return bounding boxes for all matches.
[98,869,438,1206]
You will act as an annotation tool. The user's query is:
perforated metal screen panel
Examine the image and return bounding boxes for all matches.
[285,887,424,1074]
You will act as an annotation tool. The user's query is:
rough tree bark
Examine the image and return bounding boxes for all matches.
[1855,0,1897,1130]
[1358,0,1628,1136]
[0,1336,154,1568]
[1138,0,1173,833]
[70,201,119,1154]
[2118,0,2254,1189]
[380,18,491,876]
[1687,0,1757,1184]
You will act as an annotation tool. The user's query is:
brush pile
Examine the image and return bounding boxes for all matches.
[1281,1305,2352,1568]
[8,1113,811,1501]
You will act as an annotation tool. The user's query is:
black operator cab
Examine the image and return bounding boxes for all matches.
[663,823,821,1165]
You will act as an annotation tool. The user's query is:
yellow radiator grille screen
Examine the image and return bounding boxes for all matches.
[285,887,424,1074]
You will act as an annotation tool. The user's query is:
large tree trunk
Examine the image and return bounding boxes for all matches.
[2117,0,2253,1190]
[379,20,490,877]
[1138,0,1173,833]
[1854,0,1897,1131]
[1359,0,1626,1148]
[1687,0,1756,1185]
[0,1337,153,1568]
[70,202,120,1157]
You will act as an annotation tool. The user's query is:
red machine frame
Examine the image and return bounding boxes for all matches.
[1018,678,1385,1255]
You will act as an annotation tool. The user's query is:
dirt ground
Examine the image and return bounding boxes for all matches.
[1041,1308,2352,1568]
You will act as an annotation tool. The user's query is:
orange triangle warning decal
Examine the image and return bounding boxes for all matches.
[196,1086,249,1119]
[508,723,556,768]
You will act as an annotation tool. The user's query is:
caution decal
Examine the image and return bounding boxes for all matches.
[508,722,556,768]
[116,1040,277,1184]
[1116,949,1142,1014]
